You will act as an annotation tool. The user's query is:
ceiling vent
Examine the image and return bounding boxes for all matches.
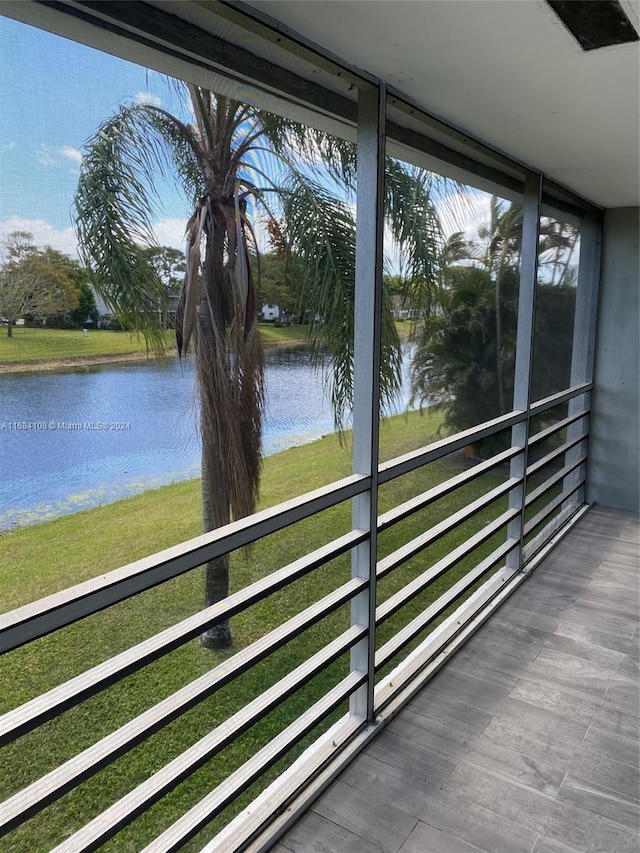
[547,0,639,50]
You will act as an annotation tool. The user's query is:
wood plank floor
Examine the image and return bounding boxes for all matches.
[275,506,639,853]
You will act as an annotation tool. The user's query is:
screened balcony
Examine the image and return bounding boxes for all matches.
[0,2,637,852]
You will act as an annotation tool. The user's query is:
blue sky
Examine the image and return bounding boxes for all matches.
[0,16,191,255]
[0,14,493,264]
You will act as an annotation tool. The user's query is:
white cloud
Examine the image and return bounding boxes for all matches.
[0,217,79,256]
[36,143,83,171]
[436,189,493,240]
[36,144,58,168]
[60,146,83,166]
[152,217,187,250]
[134,91,162,107]
[0,216,193,259]
[3,142,17,151]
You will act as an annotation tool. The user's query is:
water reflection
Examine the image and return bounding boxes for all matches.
[0,348,411,528]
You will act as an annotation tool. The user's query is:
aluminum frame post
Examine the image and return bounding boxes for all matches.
[564,210,603,508]
[350,83,386,722]
[506,172,542,574]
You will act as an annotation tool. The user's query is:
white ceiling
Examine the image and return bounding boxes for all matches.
[243,0,640,208]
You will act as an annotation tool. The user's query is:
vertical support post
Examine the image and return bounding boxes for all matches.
[506,172,542,574]
[564,210,603,508]
[350,83,386,722]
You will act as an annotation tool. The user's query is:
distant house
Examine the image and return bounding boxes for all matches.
[391,294,419,321]
[162,294,181,328]
[261,304,280,322]
[90,288,182,329]
[90,289,115,328]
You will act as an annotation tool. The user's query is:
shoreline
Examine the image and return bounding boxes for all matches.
[0,337,309,375]
[0,408,442,537]
[0,349,177,374]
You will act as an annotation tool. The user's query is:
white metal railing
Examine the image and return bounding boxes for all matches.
[0,475,367,654]
[523,386,591,559]
[529,382,592,416]
[0,383,593,850]
[375,536,519,673]
[378,408,526,484]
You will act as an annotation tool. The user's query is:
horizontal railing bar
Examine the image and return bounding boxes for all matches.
[378,446,520,533]
[375,538,518,670]
[52,668,365,853]
[0,548,367,748]
[140,673,366,853]
[0,474,368,654]
[0,606,366,835]
[528,409,589,447]
[526,433,587,478]
[208,713,366,853]
[377,477,520,580]
[376,507,519,625]
[378,410,524,485]
[525,455,587,508]
[0,519,364,667]
[48,633,363,853]
[529,383,592,417]
[524,480,584,538]
[374,563,517,717]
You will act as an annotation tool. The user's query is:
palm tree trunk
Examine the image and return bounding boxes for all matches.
[200,456,232,649]
[199,215,234,650]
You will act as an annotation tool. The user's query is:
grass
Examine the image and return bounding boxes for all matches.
[0,326,310,366]
[256,323,308,345]
[0,409,514,852]
[0,328,176,364]
[0,323,411,366]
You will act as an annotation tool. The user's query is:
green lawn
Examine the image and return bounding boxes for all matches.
[256,323,308,345]
[0,323,412,366]
[260,320,412,344]
[0,327,176,364]
[0,326,311,365]
[0,409,512,851]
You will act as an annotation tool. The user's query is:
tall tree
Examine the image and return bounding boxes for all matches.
[139,245,186,328]
[67,281,99,330]
[440,199,524,413]
[75,84,445,647]
[254,252,297,318]
[32,249,98,329]
[476,198,523,412]
[0,233,79,336]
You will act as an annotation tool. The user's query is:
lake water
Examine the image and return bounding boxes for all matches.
[0,348,413,528]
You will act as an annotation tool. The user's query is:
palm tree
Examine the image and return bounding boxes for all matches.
[438,199,524,414]
[75,82,445,648]
[411,204,523,423]
[410,200,580,444]
[475,198,523,413]
[410,262,520,446]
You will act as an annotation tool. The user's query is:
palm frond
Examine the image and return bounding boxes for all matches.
[384,159,446,315]
[282,172,401,430]
[74,103,199,350]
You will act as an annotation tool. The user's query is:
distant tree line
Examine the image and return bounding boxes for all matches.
[0,232,99,335]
